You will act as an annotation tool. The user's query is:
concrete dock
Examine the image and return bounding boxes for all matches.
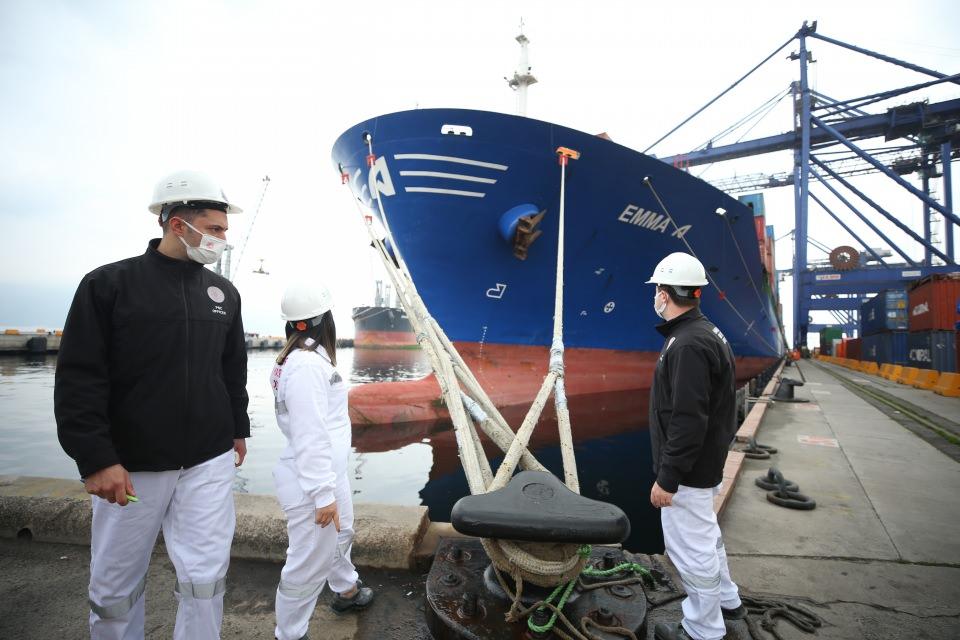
[721,359,960,639]
[2,358,959,638]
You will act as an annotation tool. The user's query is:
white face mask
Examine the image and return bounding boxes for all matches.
[175,217,226,264]
[654,290,668,319]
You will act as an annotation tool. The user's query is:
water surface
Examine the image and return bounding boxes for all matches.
[0,349,662,551]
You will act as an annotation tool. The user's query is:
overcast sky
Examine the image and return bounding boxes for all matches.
[1,0,958,344]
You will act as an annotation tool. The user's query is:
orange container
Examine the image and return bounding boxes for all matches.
[836,340,847,358]
[908,274,960,332]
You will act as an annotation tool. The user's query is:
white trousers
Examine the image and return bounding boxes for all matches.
[273,461,358,640]
[661,484,741,640]
[88,449,236,640]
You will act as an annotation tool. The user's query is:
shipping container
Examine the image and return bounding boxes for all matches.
[754,215,767,251]
[862,331,908,365]
[835,338,847,358]
[908,274,960,332]
[860,290,908,335]
[764,225,777,297]
[906,331,957,372]
[845,338,862,361]
[738,193,766,217]
[819,327,843,355]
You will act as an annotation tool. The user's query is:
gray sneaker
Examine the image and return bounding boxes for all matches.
[331,580,374,613]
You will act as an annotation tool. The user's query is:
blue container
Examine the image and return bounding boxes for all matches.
[906,331,957,372]
[860,290,908,336]
[738,193,765,216]
[861,331,908,365]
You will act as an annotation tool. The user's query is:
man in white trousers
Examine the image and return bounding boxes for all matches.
[55,170,250,639]
[645,253,746,640]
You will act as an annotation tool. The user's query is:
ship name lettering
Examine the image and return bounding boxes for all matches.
[616,204,691,238]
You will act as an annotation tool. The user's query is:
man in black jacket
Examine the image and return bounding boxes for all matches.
[55,170,250,640]
[646,252,745,640]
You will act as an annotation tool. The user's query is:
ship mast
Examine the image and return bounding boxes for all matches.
[505,20,537,116]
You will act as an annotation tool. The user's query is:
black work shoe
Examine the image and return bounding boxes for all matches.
[330,580,374,613]
[722,603,748,620]
[654,622,693,640]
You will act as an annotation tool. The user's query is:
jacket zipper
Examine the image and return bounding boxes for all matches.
[180,267,190,469]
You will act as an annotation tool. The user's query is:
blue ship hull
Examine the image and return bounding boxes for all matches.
[332,109,783,365]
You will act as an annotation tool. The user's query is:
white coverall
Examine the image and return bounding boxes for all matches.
[271,348,358,640]
[88,448,236,640]
[660,484,741,640]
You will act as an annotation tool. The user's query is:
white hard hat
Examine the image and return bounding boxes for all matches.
[645,252,709,287]
[148,170,243,216]
[281,282,333,322]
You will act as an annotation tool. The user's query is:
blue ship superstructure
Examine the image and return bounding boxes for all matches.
[332,108,783,362]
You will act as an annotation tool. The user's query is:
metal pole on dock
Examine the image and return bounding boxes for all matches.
[944,141,955,262]
[794,22,814,348]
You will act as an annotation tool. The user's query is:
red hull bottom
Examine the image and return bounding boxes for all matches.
[354,329,419,348]
[349,342,775,453]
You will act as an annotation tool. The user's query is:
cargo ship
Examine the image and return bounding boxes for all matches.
[352,280,418,348]
[332,108,785,429]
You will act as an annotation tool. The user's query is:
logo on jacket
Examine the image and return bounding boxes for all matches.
[659,337,676,363]
[712,327,728,344]
[330,371,343,384]
[207,286,226,303]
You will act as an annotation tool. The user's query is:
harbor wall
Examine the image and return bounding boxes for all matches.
[0,475,429,570]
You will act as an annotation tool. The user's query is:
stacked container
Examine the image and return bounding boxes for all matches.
[906,331,957,372]
[859,290,909,365]
[907,274,960,372]
[845,337,862,361]
[739,194,778,299]
[819,326,843,355]
[863,331,908,365]
[764,225,777,298]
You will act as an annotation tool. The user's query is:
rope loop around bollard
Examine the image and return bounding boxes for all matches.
[755,467,798,492]
[742,436,778,459]
[766,489,816,510]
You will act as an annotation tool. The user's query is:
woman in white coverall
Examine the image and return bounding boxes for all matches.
[271,282,374,640]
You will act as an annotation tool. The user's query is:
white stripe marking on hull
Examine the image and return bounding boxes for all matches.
[404,187,486,198]
[394,153,508,171]
[399,170,496,184]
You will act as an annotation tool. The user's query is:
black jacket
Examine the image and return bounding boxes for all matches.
[649,308,737,493]
[55,239,250,478]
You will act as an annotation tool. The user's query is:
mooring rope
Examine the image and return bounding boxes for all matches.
[346,139,587,592]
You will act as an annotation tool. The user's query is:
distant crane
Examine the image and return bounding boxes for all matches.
[253,258,269,275]
[214,175,271,281]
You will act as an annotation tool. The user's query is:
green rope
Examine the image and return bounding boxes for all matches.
[581,562,654,582]
[525,546,592,634]
[526,545,657,634]
[526,578,577,634]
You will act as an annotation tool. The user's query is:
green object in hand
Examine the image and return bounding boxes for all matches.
[126,495,139,502]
